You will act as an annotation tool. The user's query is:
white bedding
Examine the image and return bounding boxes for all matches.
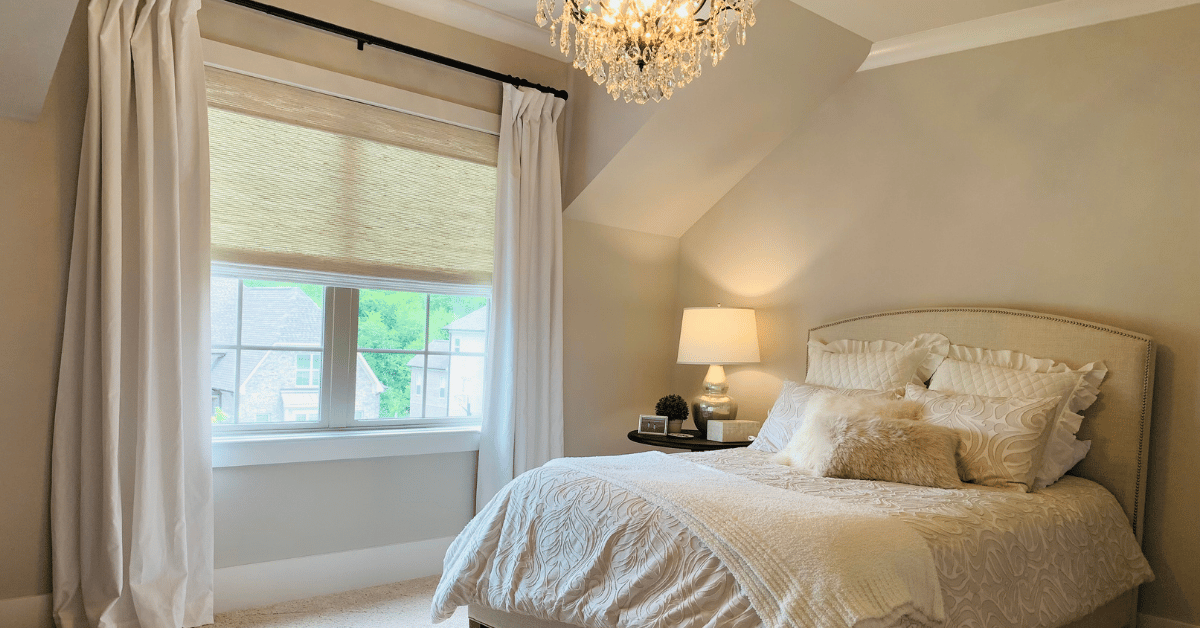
[432,449,1153,628]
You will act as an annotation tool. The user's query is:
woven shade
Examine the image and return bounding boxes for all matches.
[206,67,498,285]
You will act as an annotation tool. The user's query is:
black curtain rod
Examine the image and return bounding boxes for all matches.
[216,0,569,100]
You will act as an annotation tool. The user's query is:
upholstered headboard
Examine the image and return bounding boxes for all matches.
[808,307,1156,543]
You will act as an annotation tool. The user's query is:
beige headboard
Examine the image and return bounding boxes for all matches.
[809,307,1155,542]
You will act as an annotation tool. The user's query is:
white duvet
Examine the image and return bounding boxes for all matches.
[432,449,1152,628]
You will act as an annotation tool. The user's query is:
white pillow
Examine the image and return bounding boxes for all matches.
[805,333,950,391]
[929,344,1107,489]
[905,384,1059,493]
[750,381,900,453]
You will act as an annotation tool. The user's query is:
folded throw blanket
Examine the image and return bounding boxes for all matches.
[546,452,943,628]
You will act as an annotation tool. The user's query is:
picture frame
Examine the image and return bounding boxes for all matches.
[638,414,669,435]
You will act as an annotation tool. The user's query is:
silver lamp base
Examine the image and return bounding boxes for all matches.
[692,365,738,435]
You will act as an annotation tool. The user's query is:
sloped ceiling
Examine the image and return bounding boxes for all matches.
[561,0,871,237]
[0,0,79,121]
[787,0,1063,41]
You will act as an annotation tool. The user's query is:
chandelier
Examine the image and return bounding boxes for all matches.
[535,0,756,104]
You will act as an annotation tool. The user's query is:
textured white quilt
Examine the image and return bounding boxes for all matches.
[431,449,1152,628]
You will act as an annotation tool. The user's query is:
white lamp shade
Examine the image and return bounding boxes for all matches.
[677,307,761,365]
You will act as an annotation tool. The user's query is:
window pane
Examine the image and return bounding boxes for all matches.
[240,281,325,347]
[356,352,412,419]
[211,275,239,346]
[415,354,446,417]
[446,355,484,418]
[428,296,488,352]
[211,348,236,424]
[357,289,427,351]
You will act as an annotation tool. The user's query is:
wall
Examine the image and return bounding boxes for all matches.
[0,0,87,604]
[214,453,475,566]
[198,0,570,572]
[563,220,681,457]
[562,0,870,237]
[674,6,1200,623]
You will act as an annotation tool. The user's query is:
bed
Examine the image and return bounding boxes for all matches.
[435,307,1156,628]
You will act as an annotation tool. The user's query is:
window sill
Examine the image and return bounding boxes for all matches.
[212,426,481,468]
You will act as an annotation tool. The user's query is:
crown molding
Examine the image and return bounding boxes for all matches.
[368,0,561,61]
[859,0,1200,71]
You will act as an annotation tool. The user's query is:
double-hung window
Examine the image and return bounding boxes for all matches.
[206,66,497,435]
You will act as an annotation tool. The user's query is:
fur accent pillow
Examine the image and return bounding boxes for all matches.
[772,392,961,489]
[749,381,902,453]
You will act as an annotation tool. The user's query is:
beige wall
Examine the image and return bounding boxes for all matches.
[563,219,683,457]
[675,6,1200,623]
[563,0,870,237]
[0,0,87,601]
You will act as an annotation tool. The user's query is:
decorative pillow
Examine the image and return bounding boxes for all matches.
[929,344,1107,489]
[805,333,950,392]
[750,381,901,453]
[772,392,961,490]
[905,384,1059,492]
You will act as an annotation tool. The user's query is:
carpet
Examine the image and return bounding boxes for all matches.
[214,575,468,628]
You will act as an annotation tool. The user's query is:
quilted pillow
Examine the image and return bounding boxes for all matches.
[805,333,949,391]
[750,381,900,453]
[905,384,1059,492]
[772,391,961,489]
[929,344,1107,489]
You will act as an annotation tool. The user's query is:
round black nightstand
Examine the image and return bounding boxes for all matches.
[627,429,752,452]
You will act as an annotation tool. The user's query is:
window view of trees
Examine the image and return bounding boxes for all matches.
[212,274,487,428]
[358,291,488,419]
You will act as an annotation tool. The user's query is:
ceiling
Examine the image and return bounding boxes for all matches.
[0,0,78,120]
[455,0,1067,42]
[477,0,539,24]
[787,0,1064,42]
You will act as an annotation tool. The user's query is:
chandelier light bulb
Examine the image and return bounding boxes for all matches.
[535,0,756,104]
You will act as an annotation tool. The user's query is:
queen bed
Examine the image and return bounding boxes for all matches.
[433,308,1157,628]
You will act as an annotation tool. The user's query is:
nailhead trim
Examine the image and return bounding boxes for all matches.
[808,307,1153,537]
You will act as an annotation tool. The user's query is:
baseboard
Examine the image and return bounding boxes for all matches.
[1141,614,1200,628]
[214,535,455,614]
[0,594,53,628]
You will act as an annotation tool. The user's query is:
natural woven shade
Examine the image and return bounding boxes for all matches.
[206,67,498,285]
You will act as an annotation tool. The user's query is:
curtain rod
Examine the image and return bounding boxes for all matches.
[215,0,569,100]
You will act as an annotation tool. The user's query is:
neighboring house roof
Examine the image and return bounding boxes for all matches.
[444,306,488,332]
[210,284,384,393]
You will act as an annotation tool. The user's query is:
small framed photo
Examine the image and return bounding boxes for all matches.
[638,415,668,435]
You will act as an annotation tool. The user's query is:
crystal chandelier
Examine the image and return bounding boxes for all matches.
[535,0,756,104]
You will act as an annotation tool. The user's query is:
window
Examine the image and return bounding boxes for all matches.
[296,354,322,387]
[211,269,489,430]
[206,66,497,435]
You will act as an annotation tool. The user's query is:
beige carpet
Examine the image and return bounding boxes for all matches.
[214,575,468,628]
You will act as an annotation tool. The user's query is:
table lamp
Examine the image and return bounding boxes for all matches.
[676,306,761,433]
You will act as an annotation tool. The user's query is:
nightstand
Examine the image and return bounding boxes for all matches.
[627,429,752,452]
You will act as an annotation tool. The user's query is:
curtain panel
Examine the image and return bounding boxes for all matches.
[52,0,213,626]
[476,85,567,510]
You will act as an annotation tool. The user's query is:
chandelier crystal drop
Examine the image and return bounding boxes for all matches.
[535,0,756,104]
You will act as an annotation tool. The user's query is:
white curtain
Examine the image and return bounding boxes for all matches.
[477,85,567,510]
[52,0,212,626]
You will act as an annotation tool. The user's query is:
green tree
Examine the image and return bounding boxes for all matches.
[357,292,487,418]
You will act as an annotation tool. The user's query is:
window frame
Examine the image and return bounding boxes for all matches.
[212,262,490,436]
